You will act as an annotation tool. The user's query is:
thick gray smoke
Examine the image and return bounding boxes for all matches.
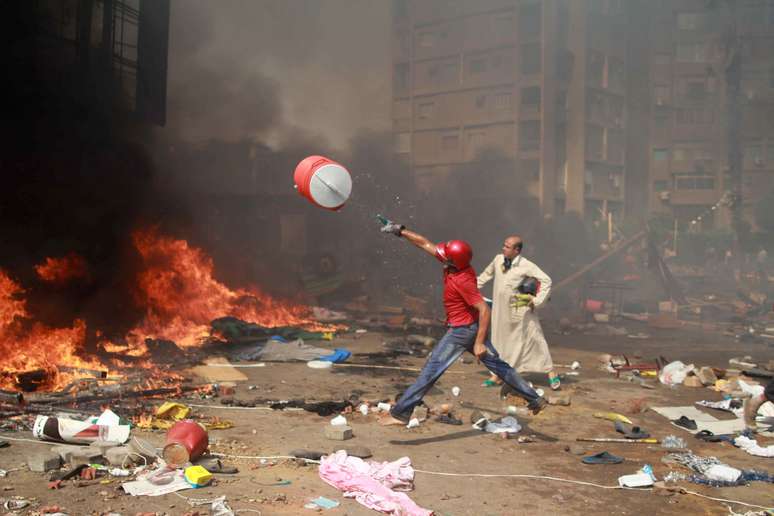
[166,0,391,146]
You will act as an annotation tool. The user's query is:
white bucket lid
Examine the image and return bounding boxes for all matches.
[308,164,352,209]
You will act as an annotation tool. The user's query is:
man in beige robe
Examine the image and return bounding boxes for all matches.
[477,235,559,390]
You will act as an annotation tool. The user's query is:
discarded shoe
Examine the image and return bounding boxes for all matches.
[482,379,499,387]
[614,421,650,439]
[582,451,624,465]
[436,414,463,426]
[693,430,732,443]
[672,416,697,430]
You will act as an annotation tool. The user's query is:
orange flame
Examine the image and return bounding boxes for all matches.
[0,228,336,392]
[128,227,332,347]
[35,253,89,285]
[0,270,104,390]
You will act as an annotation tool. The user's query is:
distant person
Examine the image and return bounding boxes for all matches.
[757,247,769,284]
[377,220,547,426]
[477,235,560,392]
[744,380,774,432]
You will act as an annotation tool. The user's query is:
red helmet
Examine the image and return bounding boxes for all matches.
[437,240,473,270]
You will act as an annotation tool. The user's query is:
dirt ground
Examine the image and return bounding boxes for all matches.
[1,323,772,515]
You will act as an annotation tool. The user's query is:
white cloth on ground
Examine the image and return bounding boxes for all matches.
[733,435,774,458]
[477,254,553,373]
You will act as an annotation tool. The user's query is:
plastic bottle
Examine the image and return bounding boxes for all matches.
[661,435,687,449]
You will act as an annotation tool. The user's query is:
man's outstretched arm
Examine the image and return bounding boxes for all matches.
[381,221,437,258]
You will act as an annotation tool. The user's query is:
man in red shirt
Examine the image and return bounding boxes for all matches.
[379,220,547,426]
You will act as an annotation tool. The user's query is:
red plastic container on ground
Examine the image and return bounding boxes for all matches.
[162,420,208,466]
[584,299,605,313]
[293,155,352,211]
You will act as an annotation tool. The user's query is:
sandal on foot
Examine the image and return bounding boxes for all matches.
[549,377,561,391]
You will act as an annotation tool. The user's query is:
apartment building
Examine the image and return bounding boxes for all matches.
[392,0,641,225]
[647,0,774,230]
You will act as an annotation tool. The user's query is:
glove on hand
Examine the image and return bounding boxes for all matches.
[380,221,405,236]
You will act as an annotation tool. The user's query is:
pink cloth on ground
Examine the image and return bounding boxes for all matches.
[318,450,432,516]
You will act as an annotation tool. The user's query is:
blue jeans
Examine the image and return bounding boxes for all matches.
[390,323,542,422]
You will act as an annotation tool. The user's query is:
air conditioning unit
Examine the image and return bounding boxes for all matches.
[659,191,671,201]
[754,157,764,167]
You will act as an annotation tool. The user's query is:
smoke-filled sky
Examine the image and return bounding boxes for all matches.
[166,0,391,148]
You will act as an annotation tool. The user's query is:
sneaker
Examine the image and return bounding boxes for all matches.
[529,397,548,415]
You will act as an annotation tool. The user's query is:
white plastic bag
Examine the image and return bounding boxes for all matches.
[658,361,695,385]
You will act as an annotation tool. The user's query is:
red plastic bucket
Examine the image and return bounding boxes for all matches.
[293,155,352,211]
[162,420,208,466]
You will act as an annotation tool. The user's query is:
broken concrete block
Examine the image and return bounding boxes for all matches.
[70,450,104,467]
[683,375,703,388]
[27,450,62,472]
[546,394,571,406]
[105,446,132,467]
[324,425,353,441]
[411,405,429,422]
[89,439,120,456]
[50,445,85,463]
[340,445,372,458]
[697,366,718,386]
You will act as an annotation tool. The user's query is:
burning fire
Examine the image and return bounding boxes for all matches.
[0,228,336,392]
[35,253,89,285]
[0,270,103,390]
[128,228,329,347]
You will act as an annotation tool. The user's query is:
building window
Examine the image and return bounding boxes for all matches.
[417,102,434,119]
[519,121,540,151]
[744,143,764,165]
[394,64,409,92]
[520,43,541,75]
[395,133,411,154]
[521,159,540,181]
[675,176,715,190]
[769,66,774,88]
[768,141,774,162]
[653,148,669,161]
[519,3,541,41]
[521,87,541,110]
[466,130,486,158]
[686,81,707,101]
[654,111,670,130]
[654,54,671,65]
[677,43,707,62]
[493,92,512,111]
[654,180,669,191]
[607,130,624,163]
[441,134,459,150]
[588,52,605,87]
[586,125,604,161]
[676,108,713,125]
[493,15,514,40]
[475,94,486,109]
[469,58,487,74]
[677,12,709,31]
[654,85,670,105]
[418,32,435,48]
[606,57,625,91]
